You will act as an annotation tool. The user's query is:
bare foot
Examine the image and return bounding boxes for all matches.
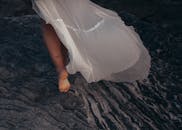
[58,70,71,93]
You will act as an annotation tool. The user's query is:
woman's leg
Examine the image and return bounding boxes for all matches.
[41,20,70,93]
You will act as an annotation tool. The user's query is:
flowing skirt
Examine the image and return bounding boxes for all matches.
[31,0,151,83]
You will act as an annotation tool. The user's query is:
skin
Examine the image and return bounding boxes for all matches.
[41,20,71,93]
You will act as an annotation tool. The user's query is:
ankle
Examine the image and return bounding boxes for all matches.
[56,67,65,74]
[58,69,68,79]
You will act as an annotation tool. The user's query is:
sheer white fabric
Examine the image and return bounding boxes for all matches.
[31,0,151,83]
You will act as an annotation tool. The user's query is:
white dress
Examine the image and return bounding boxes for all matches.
[31,0,151,83]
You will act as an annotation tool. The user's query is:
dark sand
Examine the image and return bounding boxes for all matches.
[0,0,181,130]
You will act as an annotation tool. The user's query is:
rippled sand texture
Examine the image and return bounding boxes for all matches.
[0,10,181,130]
